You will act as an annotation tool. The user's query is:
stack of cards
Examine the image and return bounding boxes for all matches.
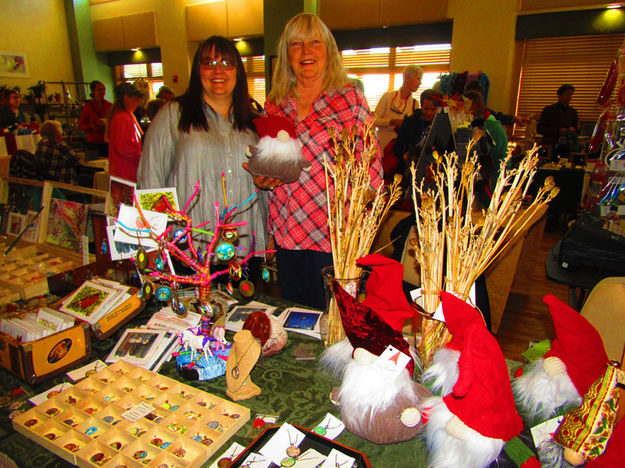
[0,307,76,342]
[225,302,277,332]
[59,278,131,325]
[145,306,202,333]
[105,328,179,372]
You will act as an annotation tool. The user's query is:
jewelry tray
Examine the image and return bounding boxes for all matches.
[230,423,372,468]
[12,360,250,467]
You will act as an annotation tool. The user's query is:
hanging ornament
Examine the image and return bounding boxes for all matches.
[222,228,239,242]
[215,242,235,262]
[261,265,270,283]
[155,256,164,271]
[228,260,242,281]
[226,282,234,296]
[142,282,154,300]
[135,247,148,272]
[155,286,173,302]
[239,280,255,298]
[173,228,187,247]
[171,298,186,316]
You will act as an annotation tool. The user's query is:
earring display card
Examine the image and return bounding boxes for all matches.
[230,423,371,468]
[12,360,250,467]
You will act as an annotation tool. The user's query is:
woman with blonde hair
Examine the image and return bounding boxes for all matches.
[245,12,382,309]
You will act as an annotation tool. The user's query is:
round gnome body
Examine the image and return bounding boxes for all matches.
[246,115,310,183]
[331,348,431,444]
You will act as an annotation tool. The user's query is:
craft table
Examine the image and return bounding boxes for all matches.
[0,295,534,467]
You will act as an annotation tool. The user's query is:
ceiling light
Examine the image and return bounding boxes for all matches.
[607,4,622,9]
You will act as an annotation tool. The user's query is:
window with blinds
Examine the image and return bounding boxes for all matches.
[240,45,450,110]
[342,44,451,110]
[515,34,624,136]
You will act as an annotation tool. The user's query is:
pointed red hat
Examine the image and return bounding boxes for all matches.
[358,254,414,332]
[443,322,523,441]
[440,291,486,351]
[253,115,297,139]
[332,279,415,375]
[542,295,608,396]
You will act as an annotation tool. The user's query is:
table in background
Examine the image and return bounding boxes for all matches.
[0,295,534,468]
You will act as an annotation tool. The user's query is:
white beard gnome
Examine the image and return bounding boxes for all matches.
[246,115,311,183]
[512,295,609,425]
[422,292,524,468]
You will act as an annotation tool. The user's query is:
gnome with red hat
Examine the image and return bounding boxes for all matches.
[245,115,310,183]
[321,254,431,444]
[512,295,608,425]
[422,292,524,468]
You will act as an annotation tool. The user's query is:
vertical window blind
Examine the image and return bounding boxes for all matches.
[515,34,625,132]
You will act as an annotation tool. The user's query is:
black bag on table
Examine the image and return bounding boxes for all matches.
[558,213,625,273]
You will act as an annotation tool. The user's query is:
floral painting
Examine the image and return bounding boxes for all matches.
[0,51,29,77]
[46,198,88,250]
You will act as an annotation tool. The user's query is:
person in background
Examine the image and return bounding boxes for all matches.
[374,65,423,153]
[146,98,165,122]
[79,80,112,157]
[34,120,81,184]
[464,80,527,126]
[107,83,144,182]
[155,86,175,101]
[0,89,29,131]
[245,13,382,309]
[537,84,579,158]
[138,36,266,277]
[464,90,508,204]
[393,88,443,187]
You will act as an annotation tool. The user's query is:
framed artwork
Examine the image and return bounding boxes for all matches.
[105,328,167,367]
[113,204,168,249]
[134,187,179,213]
[108,176,136,217]
[45,198,88,250]
[0,51,29,77]
[281,309,322,331]
[7,212,26,236]
[225,301,276,332]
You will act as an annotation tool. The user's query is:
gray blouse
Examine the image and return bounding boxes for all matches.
[137,101,267,258]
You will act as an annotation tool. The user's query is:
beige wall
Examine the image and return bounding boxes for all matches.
[448,0,521,114]
[0,0,74,93]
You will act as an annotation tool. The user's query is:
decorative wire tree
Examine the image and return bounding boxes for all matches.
[119,180,272,314]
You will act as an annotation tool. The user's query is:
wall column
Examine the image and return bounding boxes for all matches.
[448,0,520,113]
[155,0,191,96]
[263,0,317,93]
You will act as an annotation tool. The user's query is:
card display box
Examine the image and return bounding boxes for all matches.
[0,239,84,300]
[13,360,250,467]
[231,423,372,468]
[0,321,91,384]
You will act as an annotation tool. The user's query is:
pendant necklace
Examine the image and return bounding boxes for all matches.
[335,454,347,467]
[231,338,255,380]
[313,419,339,436]
[217,445,239,468]
[280,429,301,467]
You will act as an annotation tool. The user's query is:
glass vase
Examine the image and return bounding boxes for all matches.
[321,266,366,348]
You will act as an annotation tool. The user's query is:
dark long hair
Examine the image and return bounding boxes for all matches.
[178,36,255,133]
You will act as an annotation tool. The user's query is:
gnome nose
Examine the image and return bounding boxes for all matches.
[277,129,290,143]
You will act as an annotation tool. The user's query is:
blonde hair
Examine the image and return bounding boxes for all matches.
[269,13,348,105]
[40,120,62,140]
[403,65,424,81]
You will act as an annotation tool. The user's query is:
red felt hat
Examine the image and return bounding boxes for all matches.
[253,115,297,139]
[332,279,415,376]
[440,291,485,351]
[357,254,414,333]
[443,321,523,441]
[542,295,608,396]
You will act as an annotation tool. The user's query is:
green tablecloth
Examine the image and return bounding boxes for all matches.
[0,295,532,467]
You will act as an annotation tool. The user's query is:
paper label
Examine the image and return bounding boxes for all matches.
[320,448,355,468]
[121,402,155,422]
[530,415,563,449]
[374,345,411,381]
[259,423,305,465]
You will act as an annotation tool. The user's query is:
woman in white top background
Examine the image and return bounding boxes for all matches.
[374,65,423,152]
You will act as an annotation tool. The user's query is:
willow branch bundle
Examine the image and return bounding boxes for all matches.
[411,144,559,366]
[323,121,402,345]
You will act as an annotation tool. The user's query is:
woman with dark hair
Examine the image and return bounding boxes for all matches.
[79,80,112,157]
[0,89,28,130]
[137,36,266,259]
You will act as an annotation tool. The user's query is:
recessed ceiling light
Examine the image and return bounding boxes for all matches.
[233,37,243,42]
[131,48,140,52]
[607,4,622,9]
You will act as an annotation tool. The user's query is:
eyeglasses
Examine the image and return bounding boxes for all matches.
[200,58,235,70]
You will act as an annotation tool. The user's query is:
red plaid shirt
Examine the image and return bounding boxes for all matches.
[265,85,382,252]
